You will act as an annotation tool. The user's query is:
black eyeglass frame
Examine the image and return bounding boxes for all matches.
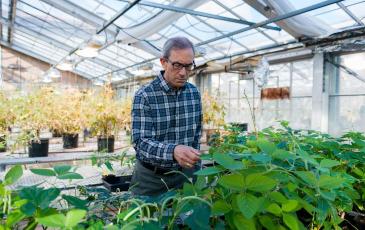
[165,58,196,71]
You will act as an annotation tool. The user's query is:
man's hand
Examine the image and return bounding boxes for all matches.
[173,145,201,168]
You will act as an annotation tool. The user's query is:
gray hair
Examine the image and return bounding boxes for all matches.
[161,37,195,59]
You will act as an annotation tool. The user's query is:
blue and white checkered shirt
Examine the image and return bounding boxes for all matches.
[132,71,202,169]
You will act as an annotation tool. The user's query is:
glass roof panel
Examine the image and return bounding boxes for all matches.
[310,5,356,29]
[17,1,92,40]
[114,5,162,28]
[346,2,365,22]
[230,3,267,22]
[262,29,295,44]
[287,0,329,9]
[2,0,10,20]
[343,0,365,6]
[12,38,66,61]
[15,16,84,48]
[213,0,243,9]
[2,28,9,42]
[234,30,276,50]
[67,0,102,15]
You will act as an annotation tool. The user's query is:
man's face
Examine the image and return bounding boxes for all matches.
[160,48,194,89]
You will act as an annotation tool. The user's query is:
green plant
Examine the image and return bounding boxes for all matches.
[0,92,16,147]
[12,88,55,148]
[85,85,128,138]
[51,89,88,135]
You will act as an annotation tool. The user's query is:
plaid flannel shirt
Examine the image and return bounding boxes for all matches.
[132,71,202,169]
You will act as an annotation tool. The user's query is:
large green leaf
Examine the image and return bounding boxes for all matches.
[211,200,231,216]
[265,203,282,216]
[39,188,61,209]
[194,166,224,176]
[318,175,344,189]
[233,214,256,230]
[53,165,72,176]
[259,215,277,230]
[30,169,56,177]
[319,159,340,168]
[213,153,243,170]
[257,139,276,155]
[236,193,260,219]
[282,200,299,212]
[245,174,277,192]
[295,171,316,186]
[4,165,23,185]
[37,214,65,227]
[218,174,245,190]
[251,154,272,163]
[65,209,87,228]
[272,149,296,161]
[57,172,83,180]
[268,192,288,204]
[184,202,210,230]
[62,195,88,209]
[282,213,301,230]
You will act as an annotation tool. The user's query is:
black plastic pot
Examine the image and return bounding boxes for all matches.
[28,138,49,157]
[62,133,79,149]
[97,136,114,153]
[102,174,132,192]
[0,136,6,152]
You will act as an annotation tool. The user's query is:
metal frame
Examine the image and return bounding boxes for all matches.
[212,0,279,45]
[39,0,118,36]
[198,0,344,46]
[0,40,93,79]
[7,0,17,44]
[337,2,364,26]
[120,0,281,31]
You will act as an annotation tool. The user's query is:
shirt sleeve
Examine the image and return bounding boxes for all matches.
[131,92,176,163]
[192,92,202,150]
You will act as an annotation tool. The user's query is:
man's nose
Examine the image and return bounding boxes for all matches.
[178,67,187,76]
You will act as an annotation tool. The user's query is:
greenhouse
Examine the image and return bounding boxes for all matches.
[0,0,365,229]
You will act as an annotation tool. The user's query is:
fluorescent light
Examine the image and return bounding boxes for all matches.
[56,56,76,71]
[75,46,99,58]
[93,79,104,86]
[48,68,61,78]
[42,77,52,83]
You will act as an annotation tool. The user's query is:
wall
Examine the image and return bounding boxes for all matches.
[0,46,91,92]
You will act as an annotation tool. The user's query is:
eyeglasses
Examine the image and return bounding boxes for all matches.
[165,59,196,71]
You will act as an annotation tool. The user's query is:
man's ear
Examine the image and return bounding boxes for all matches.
[160,58,167,70]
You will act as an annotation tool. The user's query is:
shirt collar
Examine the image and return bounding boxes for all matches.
[158,71,186,93]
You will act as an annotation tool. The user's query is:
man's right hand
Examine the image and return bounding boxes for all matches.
[173,145,200,168]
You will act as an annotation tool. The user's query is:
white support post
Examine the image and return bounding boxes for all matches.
[311,53,330,132]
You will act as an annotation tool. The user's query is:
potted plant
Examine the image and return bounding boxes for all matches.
[85,85,125,153]
[52,90,87,149]
[0,92,15,152]
[202,91,226,144]
[13,88,54,157]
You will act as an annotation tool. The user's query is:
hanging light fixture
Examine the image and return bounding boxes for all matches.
[75,34,105,58]
[42,76,52,83]
[48,68,61,78]
[93,79,104,86]
[56,56,76,71]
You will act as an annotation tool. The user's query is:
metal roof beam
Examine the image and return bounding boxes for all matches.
[120,0,281,31]
[198,0,344,46]
[7,0,17,44]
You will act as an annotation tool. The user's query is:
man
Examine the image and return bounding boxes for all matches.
[130,37,202,196]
